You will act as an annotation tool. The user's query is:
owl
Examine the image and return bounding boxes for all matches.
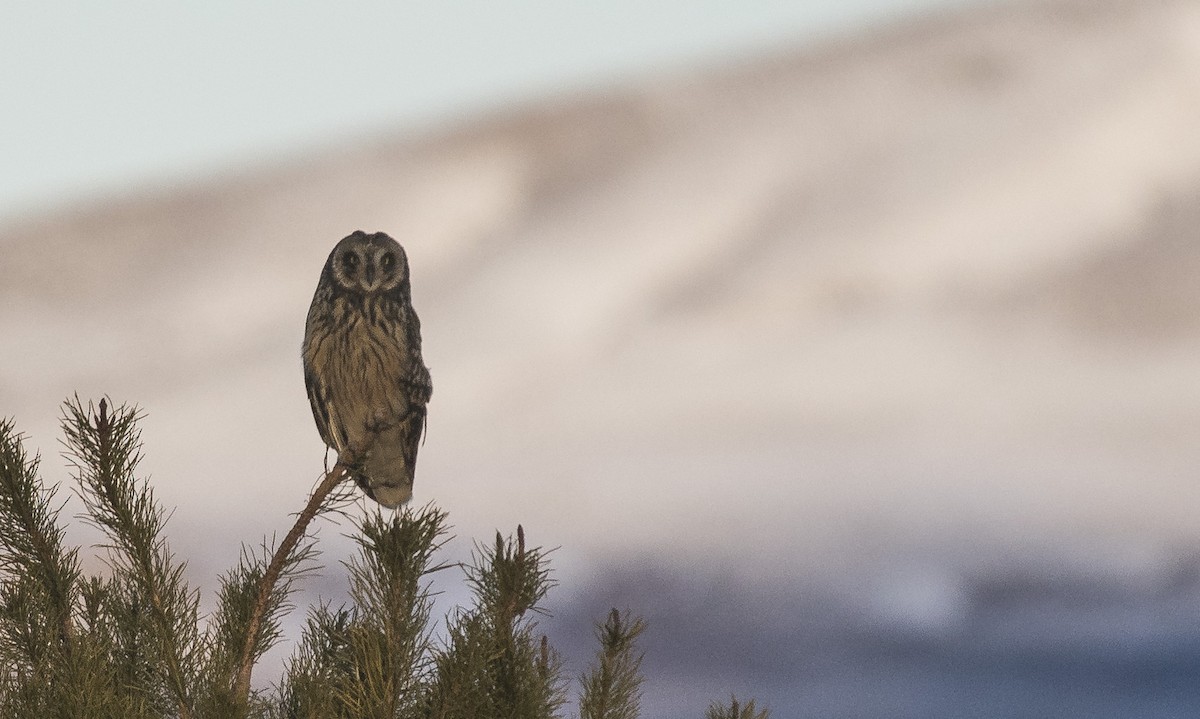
[302,231,432,508]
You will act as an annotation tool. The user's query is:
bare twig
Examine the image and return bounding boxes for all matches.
[233,462,351,703]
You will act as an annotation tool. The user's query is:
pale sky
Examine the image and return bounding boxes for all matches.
[0,0,986,223]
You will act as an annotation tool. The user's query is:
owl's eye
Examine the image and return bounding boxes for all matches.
[380,252,395,272]
[342,252,360,275]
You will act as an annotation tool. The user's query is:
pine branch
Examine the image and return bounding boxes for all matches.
[0,417,80,652]
[426,525,565,719]
[332,505,446,716]
[198,534,321,718]
[578,608,645,719]
[274,601,354,719]
[233,462,351,706]
[97,573,176,715]
[704,696,770,719]
[467,525,553,625]
[272,506,448,718]
[63,397,200,719]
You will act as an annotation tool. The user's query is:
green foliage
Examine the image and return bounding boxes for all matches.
[0,398,768,718]
[704,696,769,719]
[278,507,447,718]
[63,396,202,716]
[578,609,645,719]
[0,414,80,712]
[423,526,565,719]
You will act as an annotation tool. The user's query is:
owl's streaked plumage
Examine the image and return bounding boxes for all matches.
[302,230,432,508]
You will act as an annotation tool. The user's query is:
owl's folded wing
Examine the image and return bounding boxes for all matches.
[403,362,432,405]
[304,367,336,450]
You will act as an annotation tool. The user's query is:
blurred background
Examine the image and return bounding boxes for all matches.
[4,0,1200,716]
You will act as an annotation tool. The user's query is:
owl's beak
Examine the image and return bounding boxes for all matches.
[364,263,377,288]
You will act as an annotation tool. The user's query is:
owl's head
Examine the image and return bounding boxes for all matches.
[326,231,410,295]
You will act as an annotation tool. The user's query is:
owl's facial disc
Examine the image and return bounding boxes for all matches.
[329,232,408,294]
[335,248,364,290]
[370,246,406,292]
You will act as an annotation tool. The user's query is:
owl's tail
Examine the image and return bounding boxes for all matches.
[351,422,418,509]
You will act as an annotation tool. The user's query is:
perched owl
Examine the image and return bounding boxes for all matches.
[302,231,432,508]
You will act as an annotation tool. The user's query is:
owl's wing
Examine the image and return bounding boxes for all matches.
[403,363,432,405]
[304,366,336,449]
[397,364,432,446]
[398,305,432,405]
[400,402,427,467]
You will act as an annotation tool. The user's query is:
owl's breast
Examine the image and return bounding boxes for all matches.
[312,310,416,453]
